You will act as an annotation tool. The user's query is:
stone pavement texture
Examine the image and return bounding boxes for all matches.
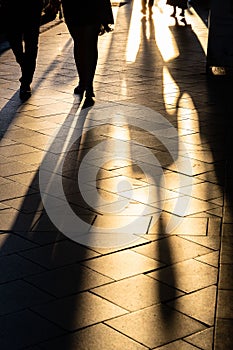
[0,0,233,349]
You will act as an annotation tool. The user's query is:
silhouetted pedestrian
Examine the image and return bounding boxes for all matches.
[141,0,154,16]
[166,0,188,17]
[2,0,59,101]
[60,0,114,106]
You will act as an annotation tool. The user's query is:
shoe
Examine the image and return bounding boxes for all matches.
[82,96,95,108]
[141,8,146,15]
[85,87,95,98]
[180,9,185,17]
[73,85,85,96]
[19,84,31,102]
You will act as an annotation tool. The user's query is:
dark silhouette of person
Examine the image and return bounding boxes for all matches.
[3,0,43,101]
[60,0,114,106]
[141,0,154,16]
[166,0,188,17]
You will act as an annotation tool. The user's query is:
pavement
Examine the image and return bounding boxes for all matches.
[0,0,233,349]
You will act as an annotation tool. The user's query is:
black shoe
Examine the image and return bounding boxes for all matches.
[19,84,31,101]
[85,87,95,98]
[82,96,95,108]
[74,85,85,96]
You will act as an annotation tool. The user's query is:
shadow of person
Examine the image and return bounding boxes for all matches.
[130,14,179,324]
[166,20,207,112]
[0,97,108,348]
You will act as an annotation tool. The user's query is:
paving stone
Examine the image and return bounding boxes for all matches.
[167,286,217,326]
[0,232,36,255]
[0,254,44,283]
[218,264,233,289]
[223,206,233,223]
[222,223,233,236]
[0,280,54,316]
[148,216,208,235]
[19,240,99,269]
[220,234,233,264]
[196,250,219,268]
[216,290,233,318]
[148,259,217,293]
[40,323,147,350]
[207,217,222,236]
[0,309,64,350]
[153,340,199,349]
[25,264,113,297]
[0,208,40,231]
[7,171,40,189]
[214,319,233,350]
[0,181,37,201]
[133,235,212,264]
[17,230,66,245]
[3,192,44,213]
[0,143,38,157]
[92,274,183,311]
[9,150,45,165]
[157,196,217,216]
[105,304,205,348]
[0,161,38,177]
[90,213,151,235]
[177,182,223,201]
[181,235,220,250]
[83,250,163,280]
[184,327,214,350]
[32,291,127,331]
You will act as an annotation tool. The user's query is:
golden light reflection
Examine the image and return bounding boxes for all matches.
[153,5,180,62]
[163,66,180,113]
[126,0,180,64]
[126,0,141,63]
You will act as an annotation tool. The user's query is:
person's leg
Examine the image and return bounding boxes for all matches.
[148,0,154,8]
[21,3,42,86]
[69,24,100,97]
[6,30,24,68]
[22,27,40,86]
[171,5,176,16]
[141,0,147,14]
[148,0,154,15]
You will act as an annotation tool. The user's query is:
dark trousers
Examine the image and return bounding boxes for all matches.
[6,1,43,85]
[67,23,100,91]
[142,0,154,10]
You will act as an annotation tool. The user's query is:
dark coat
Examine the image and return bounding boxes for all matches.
[0,0,43,29]
[61,0,114,27]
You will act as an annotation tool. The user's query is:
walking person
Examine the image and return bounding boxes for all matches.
[3,0,43,101]
[60,0,114,106]
[166,0,188,18]
[141,0,154,16]
[2,0,59,102]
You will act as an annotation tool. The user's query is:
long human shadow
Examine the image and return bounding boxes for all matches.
[132,13,179,326]
[166,14,233,347]
[0,24,102,348]
[0,95,103,348]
